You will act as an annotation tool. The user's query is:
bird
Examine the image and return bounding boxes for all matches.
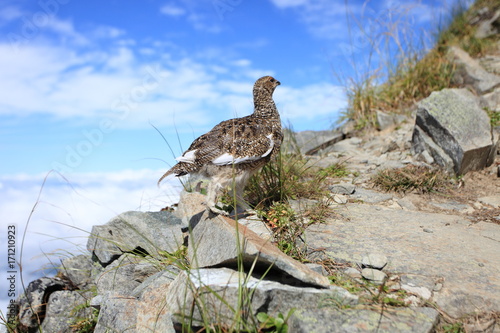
[158,76,282,215]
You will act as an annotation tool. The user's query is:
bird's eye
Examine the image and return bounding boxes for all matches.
[270,78,275,83]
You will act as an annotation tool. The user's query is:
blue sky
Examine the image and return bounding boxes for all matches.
[0,0,464,315]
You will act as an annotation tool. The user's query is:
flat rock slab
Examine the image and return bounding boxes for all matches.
[189,212,330,288]
[289,307,439,333]
[304,204,500,317]
[166,268,357,328]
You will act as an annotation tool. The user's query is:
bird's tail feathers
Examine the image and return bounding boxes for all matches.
[157,163,192,186]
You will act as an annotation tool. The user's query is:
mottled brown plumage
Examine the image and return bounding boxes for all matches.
[158,76,282,214]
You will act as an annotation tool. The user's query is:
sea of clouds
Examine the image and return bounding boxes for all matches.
[0,169,182,317]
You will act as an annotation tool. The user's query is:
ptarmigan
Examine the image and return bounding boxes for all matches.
[158,76,282,214]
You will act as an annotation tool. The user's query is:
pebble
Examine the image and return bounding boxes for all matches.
[344,267,362,278]
[329,184,356,195]
[361,253,388,270]
[361,268,387,284]
[433,283,443,292]
[333,194,348,204]
[423,228,433,233]
[401,283,432,300]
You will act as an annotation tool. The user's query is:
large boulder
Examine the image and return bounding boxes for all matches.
[188,211,330,288]
[412,88,498,175]
[166,268,357,329]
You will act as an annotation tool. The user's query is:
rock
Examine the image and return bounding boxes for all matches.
[59,254,97,289]
[289,129,345,155]
[376,110,399,131]
[174,190,205,229]
[305,263,328,276]
[344,267,362,279]
[94,297,138,333]
[481,86,500,112]
[87,210,184,266]
[131,268,179,298]
[479,55,500,76]
[304,205,500,317]
[401,284,432,301]
[134,269,178,333]
[289,307,439,333]
[17,277,71,328]
[475,9,500,38]
[361,253,388,270]
[166,268,358,328]
[361,268,387,284]
[351,188,393,204]
[412,88,497,175]
[430,201,472,212]
[188,211,330,288]
[328,183,356,195]
[95,253,157,299]
[478,195,500,208]
[447,46,500,94]
[40,291,90,333]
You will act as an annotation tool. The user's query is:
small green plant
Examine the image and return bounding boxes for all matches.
[328,273,362,294]
[439,322,465,333]
[317,162,350,179]
[257,309,295,333]
[158,245,190,270]
[70,301,99,333]
[486,108,500,127]
[372,165,450,194]
[261,202,307,260]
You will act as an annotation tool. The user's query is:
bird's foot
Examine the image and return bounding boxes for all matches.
[208,204,231,216]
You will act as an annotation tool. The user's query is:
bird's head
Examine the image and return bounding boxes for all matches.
[253,76,280,97]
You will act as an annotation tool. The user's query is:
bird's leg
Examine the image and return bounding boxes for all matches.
[206,180,230,215]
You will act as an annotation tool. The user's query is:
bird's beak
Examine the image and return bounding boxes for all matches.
[276,80,281,85]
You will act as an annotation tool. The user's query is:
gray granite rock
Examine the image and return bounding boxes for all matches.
[290,129,346,155]
[412,88,497,175]
[166,268,357,328]
[40,291,90,333]
[87,210,184,266]
[351,188,393,204]
[135,269,178,333]
[17,277,70,328]
[289,307,439,333]
[329,183,356,195]
[94,297,138,333]
[174,190,205,229]
[361,268,387,284]
[95,253,157,299]
[60,254,96,289]
[475,9,500,38]
[361,253,388,270]
[304,205,500,317]
[448,46,500,94]
[188,211,330,288]
[478,195,500,208]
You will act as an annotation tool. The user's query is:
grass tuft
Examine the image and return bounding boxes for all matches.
[372,164,451,194]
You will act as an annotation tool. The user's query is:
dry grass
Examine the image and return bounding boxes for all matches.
[342,0,499,130]
[372,164,452,194]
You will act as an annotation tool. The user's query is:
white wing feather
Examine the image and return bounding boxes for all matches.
[175,149,197,164]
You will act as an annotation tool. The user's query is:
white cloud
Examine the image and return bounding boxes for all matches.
[0,169,182,313]
[275,82,346,121]
[160,3,187,17]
